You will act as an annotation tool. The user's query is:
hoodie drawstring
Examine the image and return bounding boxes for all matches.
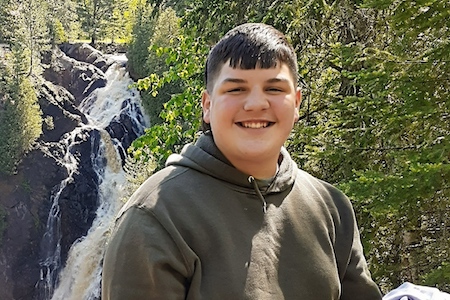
[248,176,268,213]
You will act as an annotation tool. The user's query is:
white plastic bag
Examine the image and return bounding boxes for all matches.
[383,282,450,300]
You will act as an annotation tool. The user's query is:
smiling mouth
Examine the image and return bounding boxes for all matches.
[238,121,273,129]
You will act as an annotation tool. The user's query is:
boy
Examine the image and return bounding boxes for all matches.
[102,23,382,299]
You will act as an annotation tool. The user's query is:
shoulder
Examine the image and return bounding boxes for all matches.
[294,169,354,212]
[291,169,357,241]
[117,165,198,217]
[292,169,361,265]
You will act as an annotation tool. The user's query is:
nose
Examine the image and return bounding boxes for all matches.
[243,87,269,111]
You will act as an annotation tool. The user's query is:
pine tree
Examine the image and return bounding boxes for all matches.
[75,0,122,45]
[0,51,42,175]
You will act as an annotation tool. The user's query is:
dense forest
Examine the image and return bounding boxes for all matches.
[0,0,449,294]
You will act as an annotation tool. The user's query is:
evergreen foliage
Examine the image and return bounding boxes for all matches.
[140,8,182,125]
[0,49,42,175]
[47,0,81,43]
[127,6,183,127]
[126,1,155,79]
[1,0,50,77]
[51,19,69,45]
[284,0,449,291]
[75,0,123,45]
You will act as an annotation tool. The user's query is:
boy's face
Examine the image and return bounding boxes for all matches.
[202,62,301,175]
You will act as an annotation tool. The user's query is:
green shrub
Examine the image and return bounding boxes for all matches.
[421,262,450,292]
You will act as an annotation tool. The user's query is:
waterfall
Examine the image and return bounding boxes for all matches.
[49,150,124,300]
[36,126,97,300]
[36,58,149,300]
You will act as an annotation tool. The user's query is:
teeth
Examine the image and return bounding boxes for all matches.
[241,122,269,129]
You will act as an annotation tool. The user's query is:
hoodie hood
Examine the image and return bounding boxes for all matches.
[166,132,297,194]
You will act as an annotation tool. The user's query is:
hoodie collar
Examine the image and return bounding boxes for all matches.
[166,132,297,193]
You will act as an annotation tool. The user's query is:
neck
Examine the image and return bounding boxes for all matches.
[229,157,279,179]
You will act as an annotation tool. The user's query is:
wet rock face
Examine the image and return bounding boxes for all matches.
[38,81,87,142]
[0,146,69,300]
[105,99,146,162]
[0,45,135,300]
[60,43,115,72]
[42,48,107,105]
[57,128,102,265]
[3,130,102,300]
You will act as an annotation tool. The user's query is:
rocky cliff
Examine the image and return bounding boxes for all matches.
[0,43,144,300]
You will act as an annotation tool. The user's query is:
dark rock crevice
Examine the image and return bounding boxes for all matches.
[0,43,144,300]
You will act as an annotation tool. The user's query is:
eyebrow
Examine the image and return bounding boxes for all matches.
[221,77,290,84]
[267,77,290,83]
[222,78,247,84]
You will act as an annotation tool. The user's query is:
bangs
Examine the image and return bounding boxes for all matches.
[226,38,280,70]
[204,23,298,92]
[219,33,292,70]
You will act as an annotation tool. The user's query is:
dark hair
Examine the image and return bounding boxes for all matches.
[202,23,298,132]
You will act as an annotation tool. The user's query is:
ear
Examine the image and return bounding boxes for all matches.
[294,87,302,122]
[201,90,211,124]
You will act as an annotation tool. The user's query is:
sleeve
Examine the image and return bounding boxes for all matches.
[340,219,383,300]
[101,206,191,300]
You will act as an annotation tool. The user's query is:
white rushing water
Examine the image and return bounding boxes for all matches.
[41,60,148,300]
[50,165,125,300]
[38,129,81,299]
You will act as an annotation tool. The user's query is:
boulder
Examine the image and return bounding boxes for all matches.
[105,99,146,163]
[60,43,115,72]
[42,49,106,105]
[38,81,86,142]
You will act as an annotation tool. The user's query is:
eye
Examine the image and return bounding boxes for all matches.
[266,87,284,93]
[226,87,245,93]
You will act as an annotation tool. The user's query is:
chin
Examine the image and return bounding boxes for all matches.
[239,145,278,158]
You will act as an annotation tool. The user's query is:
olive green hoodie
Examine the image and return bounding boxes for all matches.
[102,133,382,300]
